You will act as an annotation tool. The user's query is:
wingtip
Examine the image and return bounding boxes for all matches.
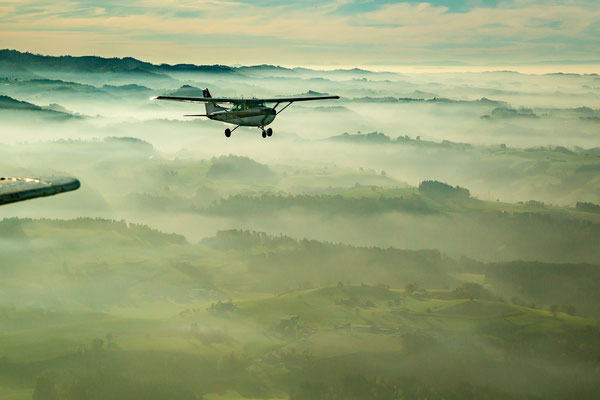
[47,176,81,192]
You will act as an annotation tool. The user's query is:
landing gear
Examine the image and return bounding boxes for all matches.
[225,126,240,137]
[260,127,273,138]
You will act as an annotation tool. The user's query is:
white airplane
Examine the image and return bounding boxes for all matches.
[155,88,339,138]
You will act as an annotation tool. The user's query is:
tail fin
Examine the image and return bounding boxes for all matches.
[203,88,219,114]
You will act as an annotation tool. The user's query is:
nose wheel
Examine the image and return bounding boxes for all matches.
[224,125,240,138]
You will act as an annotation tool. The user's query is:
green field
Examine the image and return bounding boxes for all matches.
[2,275,597,399]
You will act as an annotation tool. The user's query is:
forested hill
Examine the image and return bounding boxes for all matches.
[0,49,236,75]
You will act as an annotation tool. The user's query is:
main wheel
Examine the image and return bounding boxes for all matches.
[267,128,273,137]
[261,130,267,138]
[225,128,231,137]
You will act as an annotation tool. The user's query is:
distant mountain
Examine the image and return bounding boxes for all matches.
[104,136,154,152]
[0,50,176,88]
[0,78,120,105]
[286,90,331,97]
[0,95,78,119]
[395,96,509,107]
[481,107,540,120]
[0,94,42,111]
[9,78,102,94]
[327,132,472,149]
[0,49,154,73]
[158,63,237,74]
[0,50,237,77]
[0,50,398,82]
[236,65,297,77]
[294,67,375,76]
[328,131,392,143]
[344,96,509,107]
[410,90,438,99]
[0,78,160,105]
[0,62,41,80]
[100,83,153,93]
[168,84,205,97]
[333,67,376,74]
[293,66,400,80]
[351,96,399,103]
[42,103,74,114]
[207,155,278,183]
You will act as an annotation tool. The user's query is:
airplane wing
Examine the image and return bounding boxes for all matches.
[156,96,245,104]
[262,96,340,103]
[155,95,339,104]
[0,176,80,206]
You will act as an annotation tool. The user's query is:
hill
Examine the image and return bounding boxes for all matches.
[206,155,279,183]
[0,218,599,399]
[0,50,400,82]
[0,95,78,119]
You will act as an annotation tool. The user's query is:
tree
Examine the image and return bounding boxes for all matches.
[510,296,522,305]
[405,283,418,295]
[418,180,470,201]
[562,304,576,316]
[452,282,494,301]
[105,333,114,350]
[32,372,59,400]
[91,338,104,352]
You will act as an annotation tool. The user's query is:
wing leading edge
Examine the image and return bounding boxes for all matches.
[155,95,339,104]
[0,176,80,206]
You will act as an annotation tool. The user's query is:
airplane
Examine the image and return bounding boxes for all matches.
[155,88,339,138]
[0,176,80,206]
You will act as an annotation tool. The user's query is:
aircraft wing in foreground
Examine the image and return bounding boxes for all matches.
[0,176,80,206]
[155,88,339,138]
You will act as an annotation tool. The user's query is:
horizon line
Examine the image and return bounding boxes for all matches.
[3,48,600,76]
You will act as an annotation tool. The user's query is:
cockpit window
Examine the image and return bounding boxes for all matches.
[244,101,266,108]
[232,102,266,110]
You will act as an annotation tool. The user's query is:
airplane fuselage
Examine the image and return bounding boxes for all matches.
[209,106,277,127]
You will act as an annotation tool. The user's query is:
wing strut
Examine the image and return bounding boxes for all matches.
[275,101,293,115]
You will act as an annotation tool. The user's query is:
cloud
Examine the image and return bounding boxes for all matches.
[0,0,598,67]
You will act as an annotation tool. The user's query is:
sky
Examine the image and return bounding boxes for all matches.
[1,0,599,70]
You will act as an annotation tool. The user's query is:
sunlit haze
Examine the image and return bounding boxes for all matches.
[1,1,600,400]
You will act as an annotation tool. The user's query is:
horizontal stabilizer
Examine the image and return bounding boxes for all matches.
[183,114,209,117]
